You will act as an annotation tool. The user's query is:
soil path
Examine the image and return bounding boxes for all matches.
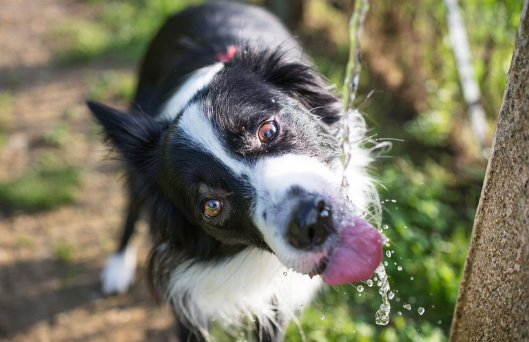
[0,1,175,341]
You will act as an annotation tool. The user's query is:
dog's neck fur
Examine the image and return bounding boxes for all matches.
[151,243,322,339]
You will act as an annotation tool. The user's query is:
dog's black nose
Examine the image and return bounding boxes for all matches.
[287,198,333,250]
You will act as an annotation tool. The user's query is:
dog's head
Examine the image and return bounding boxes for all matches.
[88,49,382,285]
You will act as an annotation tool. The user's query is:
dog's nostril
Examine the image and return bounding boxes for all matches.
[287,198,333,250]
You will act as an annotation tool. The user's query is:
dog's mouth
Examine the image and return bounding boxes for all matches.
[319,218,383,285]
[288,208,384,286]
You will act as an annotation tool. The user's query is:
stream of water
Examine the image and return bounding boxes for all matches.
[340,0,392,326]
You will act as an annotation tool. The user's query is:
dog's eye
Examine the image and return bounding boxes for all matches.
[203,199,223,218]
[258,121,278,143]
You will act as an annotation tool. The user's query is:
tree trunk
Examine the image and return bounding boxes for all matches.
[449,1,529,341]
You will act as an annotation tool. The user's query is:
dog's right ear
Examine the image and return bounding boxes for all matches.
[87,101,167,175]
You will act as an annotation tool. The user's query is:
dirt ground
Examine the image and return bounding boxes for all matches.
[0,1,178,341]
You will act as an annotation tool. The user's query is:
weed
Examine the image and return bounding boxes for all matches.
[0,161,82,212]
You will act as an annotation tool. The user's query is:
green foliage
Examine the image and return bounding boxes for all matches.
[0,92,13,148]
[53,240,76,264]
[0,160,82,212]
[43,122,71,147]
[53,0,202,64]
[87,70,136,102]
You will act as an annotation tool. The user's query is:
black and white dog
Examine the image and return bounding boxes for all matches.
[88,2,383,341]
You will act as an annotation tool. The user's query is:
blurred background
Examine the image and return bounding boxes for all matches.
[0,0,522,341]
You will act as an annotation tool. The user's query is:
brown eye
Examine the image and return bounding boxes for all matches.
[203,199,223,218]
[258,121,278,143]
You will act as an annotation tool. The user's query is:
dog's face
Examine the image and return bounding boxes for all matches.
[89,51,382,285]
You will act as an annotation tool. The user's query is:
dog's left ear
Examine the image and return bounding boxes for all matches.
[264,58,342,127]
[87,101,167,176]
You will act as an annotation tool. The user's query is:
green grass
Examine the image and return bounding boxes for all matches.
[53,0,202,64]
[53,240,76,264]
[0,161,82,212]
[87,70,136,102]
[42,122,71,147]
[0,92,13,148]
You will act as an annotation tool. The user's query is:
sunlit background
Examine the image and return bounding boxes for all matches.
[0,0,522,341]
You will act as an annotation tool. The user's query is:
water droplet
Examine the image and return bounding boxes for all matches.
[271,99,276,103]
[396,297,401,302]
[398,266,402,271]
[344,292,347,295]
[403,304,411,310]
[394,262,397,265]
[398,311,402,315]
[410,277,414,280]
[432,305,435,308]
[374,277,378,281]
[404,226,408,229]
[418,307,425,315]
[438,320,442,324]
[366,279,373,287]
[283,271,287,276]
[374,264,391,325]
[320,315,325,320]
[391,199,396,203]
[300,304,304,308]
[384,261,388,266]
[383,224,389,230]
[357,285,364,293]
[353,330,356,333]
[386,251,391,258]
[388,291,395,300]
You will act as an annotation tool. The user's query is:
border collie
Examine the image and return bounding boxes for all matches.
[88,2,383,341]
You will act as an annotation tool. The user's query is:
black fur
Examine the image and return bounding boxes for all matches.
[89,2,343,341]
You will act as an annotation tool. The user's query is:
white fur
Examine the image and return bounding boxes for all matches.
[101,245,137,294]
[178,103,250,176]
[165,246,322,339]
[158,63,224,121]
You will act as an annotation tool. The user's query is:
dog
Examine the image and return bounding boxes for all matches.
[87,2,383,341]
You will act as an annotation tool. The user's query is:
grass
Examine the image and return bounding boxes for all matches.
[0,161,82,212]
[53,240,76,264]
[87,70,136,102]
[0,92,13,148]
[52,0,202,64]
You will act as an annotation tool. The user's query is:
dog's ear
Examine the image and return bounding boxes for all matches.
[262,53,342,127]
[87,101,167,175]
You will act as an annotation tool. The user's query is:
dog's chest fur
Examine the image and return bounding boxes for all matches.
[161,245,322,335]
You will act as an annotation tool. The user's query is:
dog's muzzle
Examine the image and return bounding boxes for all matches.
[287,197,334,250]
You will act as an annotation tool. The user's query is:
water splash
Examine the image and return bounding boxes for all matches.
[374,264,391,325]
[341,0,393,327]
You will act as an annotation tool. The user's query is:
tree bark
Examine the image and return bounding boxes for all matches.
[449,1,529,341]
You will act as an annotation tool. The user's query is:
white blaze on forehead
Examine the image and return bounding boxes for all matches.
[158,62,224,121]
[177,103,249,176]
[255,154,341,202]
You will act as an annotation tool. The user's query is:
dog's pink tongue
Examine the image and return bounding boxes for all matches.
[322,219,383,285]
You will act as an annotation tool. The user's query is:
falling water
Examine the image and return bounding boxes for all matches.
[340,0,392,326]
